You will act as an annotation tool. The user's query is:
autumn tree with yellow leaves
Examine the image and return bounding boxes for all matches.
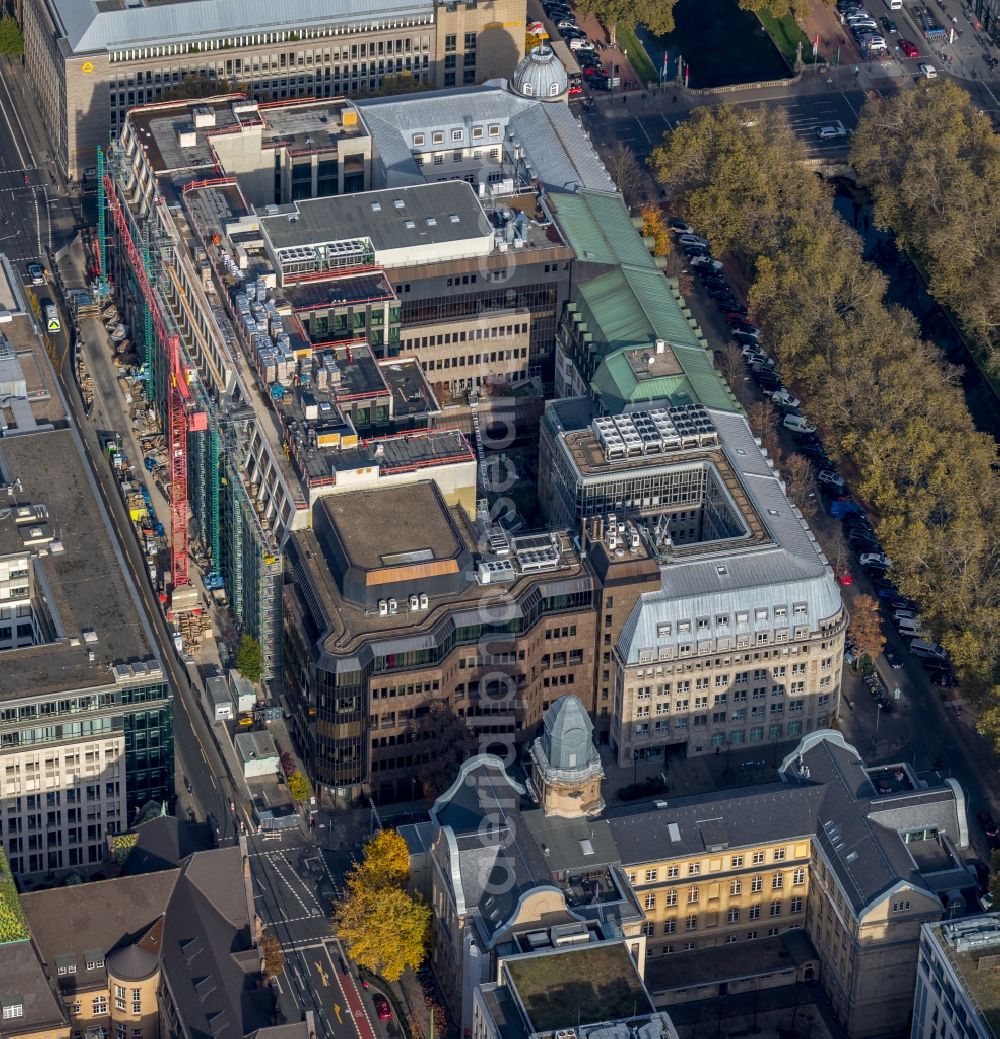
[334,829,430,982]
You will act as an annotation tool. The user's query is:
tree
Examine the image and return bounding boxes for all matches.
[235,634,263,683]
[261,932,285,981]
[334,830,430,981]
[640,204,672,257]
[0,18,24,57]
[783,453,816,517]
[605,143,644,208]
[737,0,815,21]
[716,341,747,401]
[575,0,680,41]
[746,399,782,465]
[411,701,473,801]
[287,770,311,803]
[989,851,1000,909]
[849,594,884,664]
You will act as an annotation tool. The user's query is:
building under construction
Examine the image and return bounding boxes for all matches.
[97,95,478,679]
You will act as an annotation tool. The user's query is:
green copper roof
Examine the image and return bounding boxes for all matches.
[549,191,657,270]
[591,349,695,413]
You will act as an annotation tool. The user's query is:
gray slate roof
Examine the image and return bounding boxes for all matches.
[46,0,433,54]
[0,941,67,1035]
[357,85,615,195]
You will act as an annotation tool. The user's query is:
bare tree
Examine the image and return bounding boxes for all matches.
[784,453,817,517]
[606,144,644,208]
[850,593,884,663]
[716,342,747,400]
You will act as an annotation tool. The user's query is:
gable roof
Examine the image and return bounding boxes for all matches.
[547,191,657,269]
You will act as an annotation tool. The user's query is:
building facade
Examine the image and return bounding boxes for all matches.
[24,0,526,179]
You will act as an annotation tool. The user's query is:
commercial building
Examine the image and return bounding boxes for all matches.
[539,396,845,760]
[282,480,597,803]
[24,0,527,178]
[912,916,1000,1039]
[0,274,172,883]
[14,822,303,1039]
[404,701,973,1039]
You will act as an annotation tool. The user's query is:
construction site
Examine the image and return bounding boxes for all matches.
[91,95,480,680]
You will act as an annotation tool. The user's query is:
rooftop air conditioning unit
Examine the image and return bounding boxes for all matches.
[388,598,398,614]
[419,593,429,610]
[409,595,420,611]
[378,600,388,616]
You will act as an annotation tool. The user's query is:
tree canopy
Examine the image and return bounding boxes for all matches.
[235,634,263,683]
[575,0,679,37]
[0,18,24,57]
[850,82,1000,376]
[650,102,1000,724]
[334,830,429,981]
[410,701,473,801]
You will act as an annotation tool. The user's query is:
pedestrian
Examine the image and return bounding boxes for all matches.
[672,94,677,103]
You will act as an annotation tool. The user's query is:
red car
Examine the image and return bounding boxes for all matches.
[900,38,920,57]
[373,995,392,1022]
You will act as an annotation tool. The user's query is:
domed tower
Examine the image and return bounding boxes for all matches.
[510,45,569,102]
[529,695,605,818]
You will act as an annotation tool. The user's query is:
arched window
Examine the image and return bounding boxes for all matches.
[521,81,534,96]
[549,82,559,96]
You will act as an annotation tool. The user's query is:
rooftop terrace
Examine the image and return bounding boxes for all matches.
[934,919,1000,1037]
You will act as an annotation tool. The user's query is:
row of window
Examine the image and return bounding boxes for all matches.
[644,899,804,932]
[651,927,785,952]
[632,851,794,883]
[641,871,805,907]
[402,320,526,350]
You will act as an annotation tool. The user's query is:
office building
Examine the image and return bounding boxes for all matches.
[0,271,172,883]
[912,916,1000,1039]
[404,701,971,1038]
[282,480,597,803]
[539,395,846,761]
[24,0,527,178]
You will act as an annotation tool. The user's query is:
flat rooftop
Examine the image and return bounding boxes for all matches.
[260,182,492,252]
[289,271,397,312]
[0,318,64,431]
[0,428,158,700]
[933,919,1000,1037]
[319,482,463,573]
[504,943,652,1033]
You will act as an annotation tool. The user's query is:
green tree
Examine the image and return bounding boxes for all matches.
[0,18,24,57]
[334,830,429,981]
[575,0,680,41]
[849,594,884,664]
[287,770,311,803]
[737,0,816,21]
[235,634,263,683]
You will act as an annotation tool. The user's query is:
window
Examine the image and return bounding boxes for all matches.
[641,921,654,937]
[730,855,744,868]
[770,901,782,917]
[115,985,126,1012]
[749,904,761,919]
[644,893,656,910]
[666,890,677,907]
[452,129,463,141]
[645,868,657,881]
[58,963,78,976]
[752,875,763,892]
[688,862,701,876]
[92,997,107,1015]
[686,914,698,931]
[791,897,804,913]
[412,133,425,147]
[728,907,740,923]
[667,865,679,878]
[772,873,783,890]
[87,957,105,970]
[688,886,699,904]
[730,880,742,895]
[892,900,911,912]
[773,847,786,861]
[663,919,676,934]
[753,851,765,864]
[793,868,805,885]
[2,1006,23,1020]
[747,930,759,941]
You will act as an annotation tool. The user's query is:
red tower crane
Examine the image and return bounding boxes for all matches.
[103,174,206,594]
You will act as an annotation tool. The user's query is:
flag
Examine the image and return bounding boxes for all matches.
[527,20,544,33]
[662,50,670,81]
[812,33,820,57]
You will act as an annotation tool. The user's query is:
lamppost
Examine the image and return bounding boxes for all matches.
[873,700,883,753]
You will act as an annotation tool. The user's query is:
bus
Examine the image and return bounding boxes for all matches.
[548,38,584,96]
[44,303,60,332]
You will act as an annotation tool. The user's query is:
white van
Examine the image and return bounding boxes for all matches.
[908,639,947,661]
[886,0,902,9]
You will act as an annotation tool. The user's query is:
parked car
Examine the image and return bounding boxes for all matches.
[918,62,938,78]
[817,124,847,140]
[899,37,920,56]
[669,218,694,233]
[569,38,595,50]
[722,304,750,318]
[881,15,898,30]
[690,255,723,272]
[731,329,761,345]
[676,233,710,248]
[977,811,1000,839]
[929,668,958,688]
[783,414,816,435]
[770,389,801,409]
[816,469,847,493]
[884,647,904,669]
[373,995,392,1022]
[26,262,44,286]
[859,551,892,569]
[683,243,711,257]
[754,370,782,391]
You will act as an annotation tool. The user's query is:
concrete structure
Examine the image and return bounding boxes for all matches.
[540,398,846,761]
[0,301,172,883]
[405,706,971,1039]
[912,916,1000,1039]
[24,0,527,178]
[282,480,597,803]
[207,675,235,721]
[234,730,280,779]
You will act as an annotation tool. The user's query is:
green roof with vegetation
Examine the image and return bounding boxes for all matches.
[0,849,30,944]
[504,942,652,1032]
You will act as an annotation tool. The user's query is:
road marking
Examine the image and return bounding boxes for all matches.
[32,189,41,259]
[333,1003,342,1024]
[840,91,860,118]
[633,116,652,144]
[0,75,26,168]
[315,961,329,987]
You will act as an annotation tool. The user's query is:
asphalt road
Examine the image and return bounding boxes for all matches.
[579,86,868,164]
